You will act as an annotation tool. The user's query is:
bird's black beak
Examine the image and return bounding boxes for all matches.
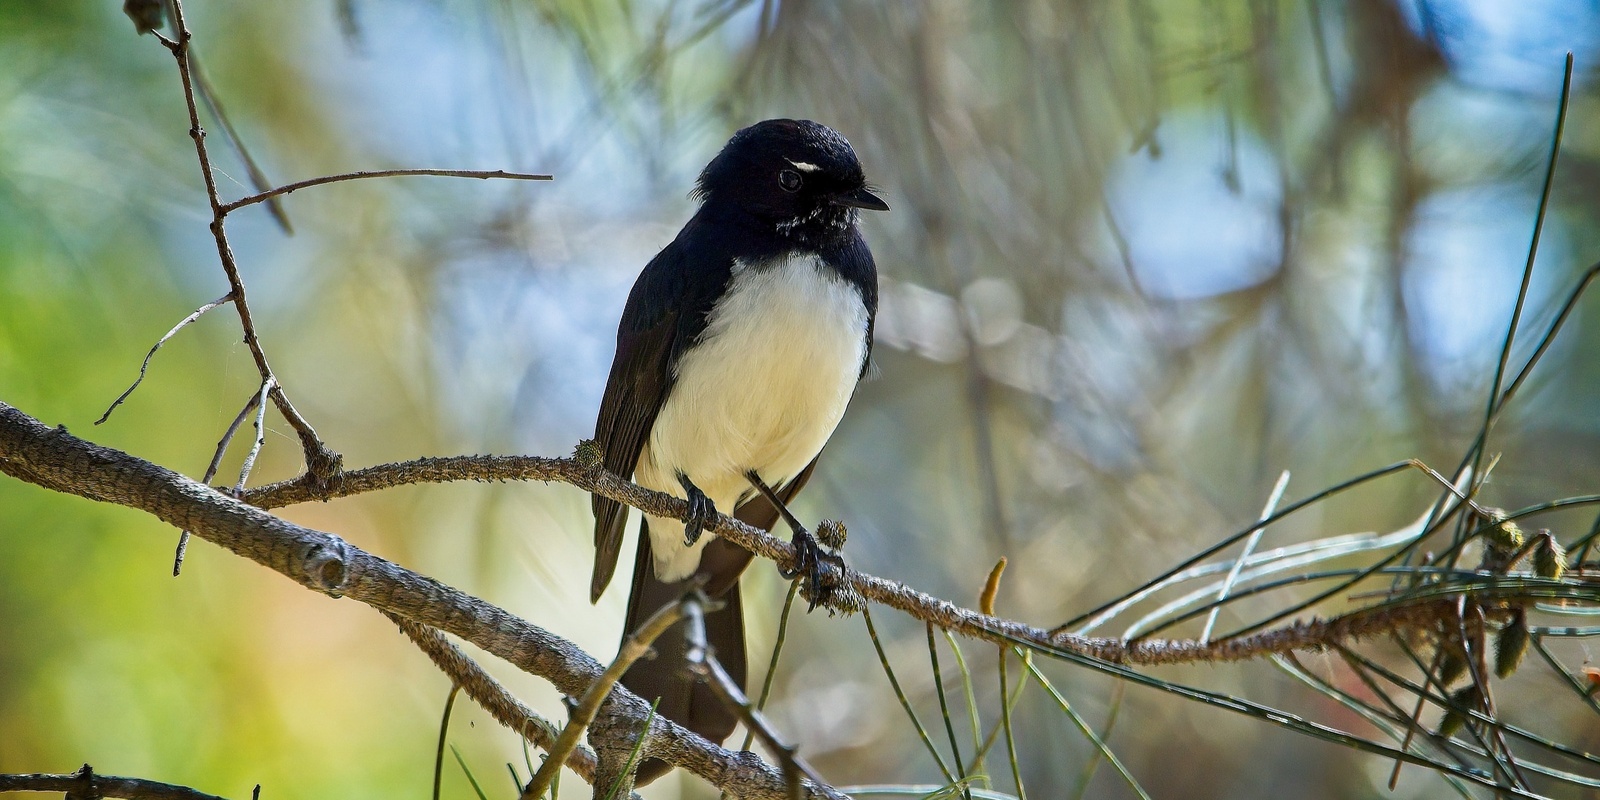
[833,187,889,211]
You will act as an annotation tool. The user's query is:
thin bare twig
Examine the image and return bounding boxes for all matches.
[201,387,267,496]
[95,292,233,426]
[187,50,293,232]
[1201,471,1291,643]
[233,378,275,495]
[684,596,821,800]
[175,385,264,575]
[120,4,280,235]
[0,764,233,800]
[147,2,558,487]
[220,168,552,215]
[520,597,689,800]
[152,0,342,482]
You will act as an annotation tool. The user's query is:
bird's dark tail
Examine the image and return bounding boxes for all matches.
[621,526,749,785]
[617,458,816,785]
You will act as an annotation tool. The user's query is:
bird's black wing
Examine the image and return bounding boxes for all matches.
[590,220,732,602]
[823,226,879,379]
[856,241,878,379]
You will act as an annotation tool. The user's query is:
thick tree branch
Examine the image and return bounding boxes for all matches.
[383,612,609,787]
[0,401,836,800]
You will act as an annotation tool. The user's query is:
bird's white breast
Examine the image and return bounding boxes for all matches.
[635,252,869,581]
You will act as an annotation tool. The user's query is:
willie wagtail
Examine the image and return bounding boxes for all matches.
[589,119,886,782]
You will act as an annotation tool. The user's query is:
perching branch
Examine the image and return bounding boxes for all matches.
[0,400,834,800]
[6,392,1529,794]
[231,378,275,495]
[0,395,1523,688]
[237,448,1503,666]
[0,400,1576,796]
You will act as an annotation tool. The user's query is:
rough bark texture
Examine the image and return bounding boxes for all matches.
[0,401,841,800]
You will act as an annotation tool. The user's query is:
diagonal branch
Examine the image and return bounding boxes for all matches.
[384,612,613,790]
[684,596,820,800]
[522,597,689,800]
[95,292,233,426]
[237,449,1489,666]
[0,400,834,800]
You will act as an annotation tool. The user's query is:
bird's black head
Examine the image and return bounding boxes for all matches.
[694,119,888,244]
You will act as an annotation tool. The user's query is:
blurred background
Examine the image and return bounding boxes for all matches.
[3,1,1600,798]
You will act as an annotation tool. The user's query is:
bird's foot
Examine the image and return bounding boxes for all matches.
[780,526,846,611]
[679,474,717,547]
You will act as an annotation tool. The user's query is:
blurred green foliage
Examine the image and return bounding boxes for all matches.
[4,1,1600,798]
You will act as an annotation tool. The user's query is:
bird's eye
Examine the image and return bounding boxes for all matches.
[778,169,803,193]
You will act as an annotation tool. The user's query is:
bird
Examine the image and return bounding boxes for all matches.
[589,118,886,783]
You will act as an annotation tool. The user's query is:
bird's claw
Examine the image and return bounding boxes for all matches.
[781,527,845,610]
[682,481,716,547]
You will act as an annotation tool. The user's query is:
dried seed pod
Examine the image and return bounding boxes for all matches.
[1438,685,1484,738]
[1436,647,1469,688]
[1485,512,1525,553]
[1534,533,1568,581]
[817,518,848,550]
[572,438,604,469]
[980,557,1007,616]
[1495,610,1530,679]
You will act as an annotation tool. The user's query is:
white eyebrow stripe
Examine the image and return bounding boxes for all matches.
[786,160,821,172]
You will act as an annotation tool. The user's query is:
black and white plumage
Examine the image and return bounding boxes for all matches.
[589,119,885,782]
